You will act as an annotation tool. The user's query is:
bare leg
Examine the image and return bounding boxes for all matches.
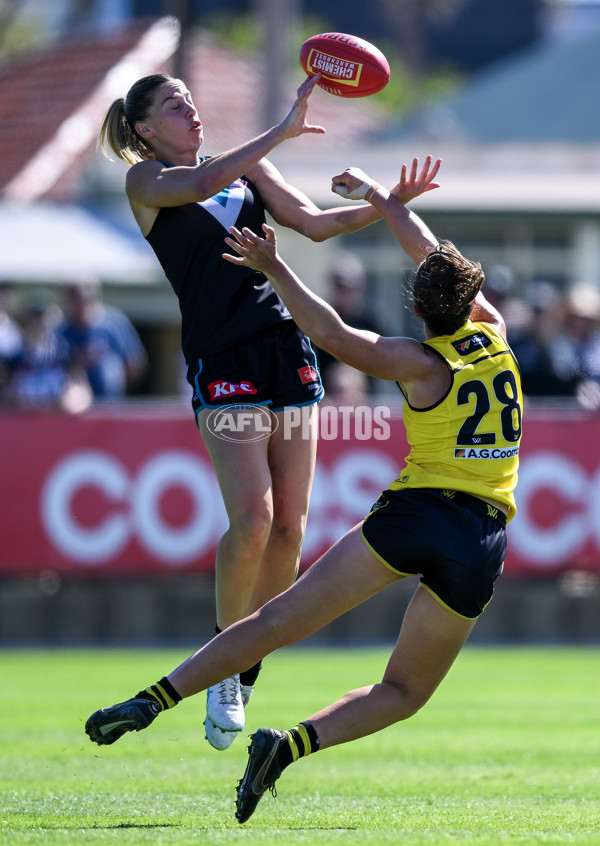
[198,406,317,629]
[199,411,273,629]
[249,405,318,611]
[308,587,475,749]
[169,525,401,697]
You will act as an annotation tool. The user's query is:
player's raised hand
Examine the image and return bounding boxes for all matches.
[390,156,441,204]
[330,166,377,200]
[277,74,326,140]
[223,224,280,275]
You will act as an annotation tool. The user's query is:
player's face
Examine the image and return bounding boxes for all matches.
[143,82,204,151]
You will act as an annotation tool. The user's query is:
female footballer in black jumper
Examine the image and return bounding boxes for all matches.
[86,159,522,824]
[99,72,440,751]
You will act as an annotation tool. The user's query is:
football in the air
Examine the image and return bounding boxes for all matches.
[299,32,390,98]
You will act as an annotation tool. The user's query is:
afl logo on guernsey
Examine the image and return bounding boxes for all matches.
[451,332,491,355]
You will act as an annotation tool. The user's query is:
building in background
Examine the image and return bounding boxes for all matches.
[0,0,599,399]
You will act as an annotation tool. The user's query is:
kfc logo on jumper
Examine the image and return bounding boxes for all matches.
[208,380,258,400]
[298,366,319,384]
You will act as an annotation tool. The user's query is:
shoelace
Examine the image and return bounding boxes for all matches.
[236,775,278,798]
[217,676,239,706]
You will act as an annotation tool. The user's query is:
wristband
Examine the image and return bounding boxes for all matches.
[365,182,380,203]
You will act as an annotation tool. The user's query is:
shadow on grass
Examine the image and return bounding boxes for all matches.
[85,823,183,829]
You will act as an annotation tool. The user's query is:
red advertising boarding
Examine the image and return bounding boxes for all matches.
[0,405,598,576]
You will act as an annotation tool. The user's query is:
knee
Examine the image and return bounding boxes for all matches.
[383,679,431,721]
[269,513,306,554]
[228,505,272,552]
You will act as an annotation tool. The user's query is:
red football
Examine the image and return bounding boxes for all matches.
[299,32,390,98]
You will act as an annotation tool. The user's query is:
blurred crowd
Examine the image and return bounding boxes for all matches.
[0,281,147,414]
[315,255,600,412]
[2,263,600,414]
[313,253,386,406]
[485,266,600,410]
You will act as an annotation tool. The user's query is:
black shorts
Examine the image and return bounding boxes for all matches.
[361,488,507,619]
[187,320,324,416]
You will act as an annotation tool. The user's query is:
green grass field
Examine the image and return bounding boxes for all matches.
[2,646,600,845]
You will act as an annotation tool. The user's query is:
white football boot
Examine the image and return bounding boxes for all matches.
[204,674,245,751]
[240,683,254,709]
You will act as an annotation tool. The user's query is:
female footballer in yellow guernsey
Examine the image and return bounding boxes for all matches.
[85,158,522,824]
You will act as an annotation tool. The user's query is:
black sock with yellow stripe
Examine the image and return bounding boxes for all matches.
[135,676,182,712]
[277,720,320,771]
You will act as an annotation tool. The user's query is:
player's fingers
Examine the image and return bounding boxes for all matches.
[225,228,254,253]
[298,73,321,97]
[331,183,349,197]
[228,225,243,242]
[222,248,245,263]
[423,158,441,187]
[331,177,351,191]
[331,171,349,184]
[224,236,247,255]
[416,155,432,185]
[240,226,260,243]
[228,225,256,247]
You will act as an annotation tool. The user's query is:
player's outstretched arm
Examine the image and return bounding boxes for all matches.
[224,224,345,351]
[331,157,440,265]
[248,157,384,242]
[127,75,325,209]
[223,224,427,382]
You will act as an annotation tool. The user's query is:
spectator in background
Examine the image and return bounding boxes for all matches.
[8,291,92,414]
[483,264,515,313]
[0,281,23,405]
[314,254,386,397]
[321,360,369,406]
[483,264,535,342]
[562,283,600,410]
[58,282,148,400]
[508,281,576,398]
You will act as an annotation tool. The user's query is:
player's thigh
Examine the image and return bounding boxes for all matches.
[197,408,273,520]
[262,524,403,641]
[383,586,475,708]
[268,405,318,522]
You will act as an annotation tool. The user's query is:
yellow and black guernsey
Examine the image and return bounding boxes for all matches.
[391,320,522,522]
